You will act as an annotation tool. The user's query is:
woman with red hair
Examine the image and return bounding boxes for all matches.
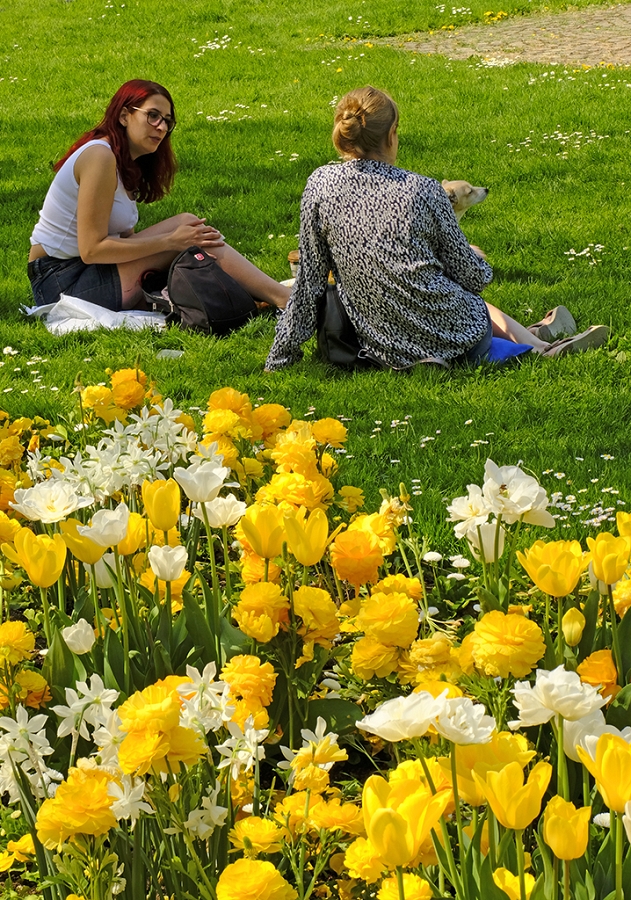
[29,79,290,311]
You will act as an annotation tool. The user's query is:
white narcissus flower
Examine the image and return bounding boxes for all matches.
[466,520,506,562]
[85,553,117,589]
[183,782,228,839]
[434,697,496,745]
[510,666,607,729]
[446,484,490,539]
[193,494,247,528]
[10,481,93,524]
[216,719,268,779]
[357,691,448,742]
[61,619,95,654]
[108,775,154,824]
[148,544,188,582]
[77,501,130,547]
[173,461,230,503]
[482,459,555,527]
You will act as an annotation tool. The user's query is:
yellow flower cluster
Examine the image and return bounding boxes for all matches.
[221,655,277,729]
[36,762,118,849]
[81,367,158,425]
[461,611,545,679]
[216,858,297,900]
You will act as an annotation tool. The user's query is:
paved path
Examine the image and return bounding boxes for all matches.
[400,3,631,66]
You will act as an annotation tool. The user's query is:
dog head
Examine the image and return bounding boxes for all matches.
[441,180,489,222]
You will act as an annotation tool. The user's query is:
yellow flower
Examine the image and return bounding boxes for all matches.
[577,733,631,812]
[613,575,631,617]
[0,669,51,709]
[251,403,291,444]
[493,868,535,900]
[439,732,535,807]
[293,585,339,648]
[330,529,383,588]
[201,433,240,467]
[404,634,460,682]
[0,511,21,545]
[293,763,330,792]
[348,513,396,555]
[516,539,587,597]
[139,568,191,612]
[356,591,418,648]
[110,367,148,388]
[338,485,364,513]
[373,573,423,600]
[562,607,585,647]
[468,611,545,679]
[543,796,591,860]
[270,434,318,477]
[412,680,463,699]
[0,851,14,872]
[240,550,282,585]
[378,874,432,900]
[230,698,270,731]
[204,408,253,439]
[118,681,182,734]
[344,837,385,883]
[274,791,324,836]
[311,418,348,447]
[472,761,552,830]
[308,798,364,835]
[284,507,329,566]
[6,833,35,861]
[257,472,333,510]
[0,620,35,665]
[118,730,170,776]
[221,655,277,706]
[229,816,284,856]
[117,512,148,555]
[111,379,146,410]
[60,518,105,565]
[0,468,17,511]
[617,511,631,536]
[142,478,181,532]
[351,636,399,680]
[240,504,286,559]
[5,528,66,588]
[0,435,24,467]
[577,649,619,702]
[587,532,631,585]
[216,858,297,900]
[232,582,290,642]
[208,387,253,418]
[36,764,117,848]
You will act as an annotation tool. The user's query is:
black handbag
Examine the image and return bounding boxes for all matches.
[316,284,381,369]
[142,246,257,336]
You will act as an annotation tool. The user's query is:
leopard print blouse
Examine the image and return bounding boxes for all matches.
[265,158,492,370]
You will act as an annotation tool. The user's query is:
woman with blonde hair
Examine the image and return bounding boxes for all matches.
[265,86,606,369]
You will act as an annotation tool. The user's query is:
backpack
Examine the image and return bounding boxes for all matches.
[316,284,382,369]
[141,246,257,335]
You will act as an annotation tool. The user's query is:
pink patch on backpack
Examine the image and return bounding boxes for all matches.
[195,253,205,261]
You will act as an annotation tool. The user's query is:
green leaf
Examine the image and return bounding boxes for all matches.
[306,698,362,735]
[182,586,217,667]
[618,609,631,680]
[41,630,75,704]
[220,618,249,660]
[479,852,515,899]
[103,627,125,694]
[578,590,601,662]
[606,683,631,728]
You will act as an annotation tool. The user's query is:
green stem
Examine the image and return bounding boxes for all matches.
[557,596,565,666]
[608,585,624,686]
[516,829,527,900]
[450,742,466,861]
[616,811,624,900]
[39,587,51,646]
[201,506,222,663]
[396,866,406,900]
[221,525,232,600]
[556,717,569,800]
[487,807,498,870]
[114,550,130,695]
[563,859,570,900]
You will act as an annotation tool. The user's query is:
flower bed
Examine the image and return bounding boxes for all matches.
[0,367,630,900]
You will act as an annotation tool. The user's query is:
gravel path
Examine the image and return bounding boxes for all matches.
[400,3,631,66]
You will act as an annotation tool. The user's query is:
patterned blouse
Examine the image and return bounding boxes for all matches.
[265,159,493,370]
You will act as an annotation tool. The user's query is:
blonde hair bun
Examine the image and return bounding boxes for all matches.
[333,86,398,159]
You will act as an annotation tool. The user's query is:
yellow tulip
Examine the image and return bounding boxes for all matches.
[117,512,148,556]
[141,479,181,532]
[562,607,586,647]
[577,733,631,812]
[586,532,631,585]
[60,519,105,565]
[362,775,450,868]
[542,796,591,860]
[493,868,535,900]
[617,511,631,537]
[4,528,67,588]
[516,540,587,597]
[240,504,286,560]
[472,761,552,830]
[439,732,536,807]
[284,507,329,566]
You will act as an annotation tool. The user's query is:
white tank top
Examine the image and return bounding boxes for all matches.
[30,139,139,259]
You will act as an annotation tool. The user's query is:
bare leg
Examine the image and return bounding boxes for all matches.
[486,302,550,354]
[210,244,291,310]
[118,214,197,308]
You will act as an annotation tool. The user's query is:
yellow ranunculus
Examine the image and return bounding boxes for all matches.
[348,513,396,556]
[338,485,364,513]
[472,761,552,830]
[60,518,105,565]
[36,764,117,848]
[0,511,21,545]
[543,796,591,860]
[468,611,545,679]
[216,858,297,900]
[274,790,324,837]
[230,698,269,731]
[240,504,286,560]
[251,403,291,444]
[293,585,339,648]
[232,582,290,642]
[405,634,460,682]
[330,529,383,588]
[308,798,364,835]
[516,539,588,597]
[284,507,329,566]
[562,607,586,647]
[577,649,619,701]
[5,529,66,588]
[118,730,170,776]
[311,417,348,447]
[493,868,535,900]
[221,655,277,706]
[229,816,284,856]
[613,575,631,617]
[111,379,146,410]
[356,591,419,649]
[0,620,35,665]
[0,669,51,710]
[351,635,399,680]
[587,532,631,585]
[207,386,252,418]
[344,836,385,883]
[110,367,148,388]
[577,733,631,812]
[257,472,334,510]
[118,681,181,734]
[141,478,181,532]
[377,874,432,900]
[373,573,423,600]
[240,549,282,585]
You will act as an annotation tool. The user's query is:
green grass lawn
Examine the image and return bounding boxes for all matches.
[1,0,630,556]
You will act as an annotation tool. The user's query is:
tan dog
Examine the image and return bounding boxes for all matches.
[441,179,489,223]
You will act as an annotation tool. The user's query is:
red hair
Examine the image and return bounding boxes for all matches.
[54,80,177,203]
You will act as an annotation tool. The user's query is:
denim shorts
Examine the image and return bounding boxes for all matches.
[27,255,122,312]
[458,308,493,365]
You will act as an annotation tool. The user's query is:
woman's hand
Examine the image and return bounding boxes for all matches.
[169,217,225,251]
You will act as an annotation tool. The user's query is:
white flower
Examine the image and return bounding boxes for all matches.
[357,692,448,742]
[434,697,496,745]
[278,717,345,778]
[10,481,93,523]
[61,619,96,654]
[78,501,130,547]
[108,775,153,824]
[446,484,490,538]
[174,460,230,503]
[85,553,117,589]
[148,544,188,582]
[450,555,471,568]
[0,706,53,756]
[177,664,234,734]
[52,675,119,739]
[193,494,247,528]
[510,666,607,729]
[563,710,631,763]
[594,812,612,828]
[183,782,228,839]
[482,459,555,527]
[216,719,268,779]
[92,711,125,766]
[423,551,443,564]
[467,520,506,562]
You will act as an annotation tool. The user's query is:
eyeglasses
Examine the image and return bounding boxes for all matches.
[130,107,176,133]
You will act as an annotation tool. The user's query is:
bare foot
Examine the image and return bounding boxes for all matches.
[271,284,292,310]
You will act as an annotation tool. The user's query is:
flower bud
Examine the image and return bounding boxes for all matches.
[562,608,585,647]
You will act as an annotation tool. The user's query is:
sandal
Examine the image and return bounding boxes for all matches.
[528,305,577,342]
[542,325,609,357]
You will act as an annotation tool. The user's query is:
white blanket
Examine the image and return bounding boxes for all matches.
[23,294,167,336]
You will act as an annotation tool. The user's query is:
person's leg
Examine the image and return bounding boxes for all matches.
[210,244,291,310]
[486,302,549,353]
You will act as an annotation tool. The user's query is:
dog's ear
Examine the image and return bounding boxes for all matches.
[444,188,457,204]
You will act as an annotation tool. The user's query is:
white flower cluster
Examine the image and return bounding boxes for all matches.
[357,691,496,744]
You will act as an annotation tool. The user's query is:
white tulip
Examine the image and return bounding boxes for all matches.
[61,619,95,654]
[85,553,117,589]
[482,459,555,527]
[447,483,491,539]
[10,481,93,524]
[357,691,448,742]
[173,461,230,503]
[148,544,188,582]
[510,666,607,730]
[77,502,130,548]
[466,520,506,562]
[193,494,247,528]
[623,802,631,843]
[434,696,496,745]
